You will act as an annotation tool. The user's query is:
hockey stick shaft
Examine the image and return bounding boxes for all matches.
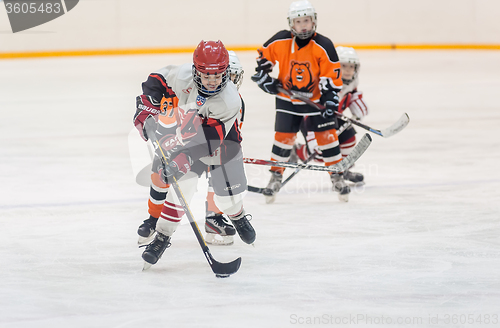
[281,150,317,186]
[144,118,241,276]
[244,133,372,173]
[277,87,409,138]
[247,151,317,194]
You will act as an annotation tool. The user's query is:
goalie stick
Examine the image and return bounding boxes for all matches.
[244,133,372,173]
[247,150,318,194]
[143,117,241,278]
[277,87,409,138]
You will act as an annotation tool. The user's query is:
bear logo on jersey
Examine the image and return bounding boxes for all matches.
[285,61,315,94]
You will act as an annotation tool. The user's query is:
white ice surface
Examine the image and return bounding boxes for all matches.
[1,50,500,328]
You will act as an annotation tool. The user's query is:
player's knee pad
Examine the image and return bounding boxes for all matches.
[314,129,338,146]
[274,132,297,145]
[150,172,169,189]
[214,193,245,217]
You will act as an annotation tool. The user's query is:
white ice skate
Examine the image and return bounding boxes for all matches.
[205,214,236,246]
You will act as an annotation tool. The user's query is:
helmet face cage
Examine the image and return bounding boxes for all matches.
[228,50,244,90]
[229,65,244,90]
[336,46,360,85]
[192,40,230,96]
[192,65,230,96]
[288,0,317,39]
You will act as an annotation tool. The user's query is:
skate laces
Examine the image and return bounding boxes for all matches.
[233,214,252,227]
[139,233,171,250]
[142,217,157,227]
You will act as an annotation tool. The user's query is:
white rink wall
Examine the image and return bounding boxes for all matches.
[1,0,500,53]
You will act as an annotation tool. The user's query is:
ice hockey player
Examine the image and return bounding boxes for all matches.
[251,0,349,202]
[292,46,368,183]
[133,41,256,266]
[136,51,246,247]
[136,51,245,247]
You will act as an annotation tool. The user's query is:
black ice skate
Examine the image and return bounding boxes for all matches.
[263,170,283,204]
[205,213,236,246]
[330,173,351,202]
[230,212,256,245]
[344,169,364,184]
[142,232,171,270]
[137,216,158,245]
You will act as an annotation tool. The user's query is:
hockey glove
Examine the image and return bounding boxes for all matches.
[159,151,193,184]
[134,95,162,141]
[320,92,340,119]
[251,71,281,95]
[348,91,369,120]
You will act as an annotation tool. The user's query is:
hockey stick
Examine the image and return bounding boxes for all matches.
[277,87,409,138]
[244,133,372,173]
[144,118,241,278]
[247,150,317,194]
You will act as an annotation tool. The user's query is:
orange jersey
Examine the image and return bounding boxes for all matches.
[256,30,342,104]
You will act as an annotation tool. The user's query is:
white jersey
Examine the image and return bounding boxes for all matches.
[338,76,359,100]
[154,63,242,165]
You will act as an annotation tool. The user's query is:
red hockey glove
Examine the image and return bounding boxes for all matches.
[159,152,193,184]
[134,95,162,141]
[348,91,369,120]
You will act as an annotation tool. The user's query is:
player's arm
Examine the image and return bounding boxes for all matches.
[134,70,176,141]
[315,35,343,118]
[251,31,289,95]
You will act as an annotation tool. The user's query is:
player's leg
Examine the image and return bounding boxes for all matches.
[338,123,364,183]
[264,103,302,202]
[137,158,170,244]
[309,115,350,201]
[211,145,255,244]
[142,167,201,265]
[204,171,236,245]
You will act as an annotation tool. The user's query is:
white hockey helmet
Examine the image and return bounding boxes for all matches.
[287,0,317,39]
[228,50,244,90]
[336,46,360,85]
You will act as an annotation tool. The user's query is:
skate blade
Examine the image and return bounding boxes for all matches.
[264,194,276,204]
[138,233,156,246]
[143,262,153,271]
[205,233,234,246]
[338,193,349,202]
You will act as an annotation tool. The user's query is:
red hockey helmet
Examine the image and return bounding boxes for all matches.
[192,40,230,96]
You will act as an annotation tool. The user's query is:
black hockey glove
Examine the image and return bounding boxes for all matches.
[251,71,281,95]
[320,92,340,119]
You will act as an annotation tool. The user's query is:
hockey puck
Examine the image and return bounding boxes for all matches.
[215,274,230,278]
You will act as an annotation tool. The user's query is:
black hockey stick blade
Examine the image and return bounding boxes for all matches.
[205,249,242,278]
[248,185,265,193]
